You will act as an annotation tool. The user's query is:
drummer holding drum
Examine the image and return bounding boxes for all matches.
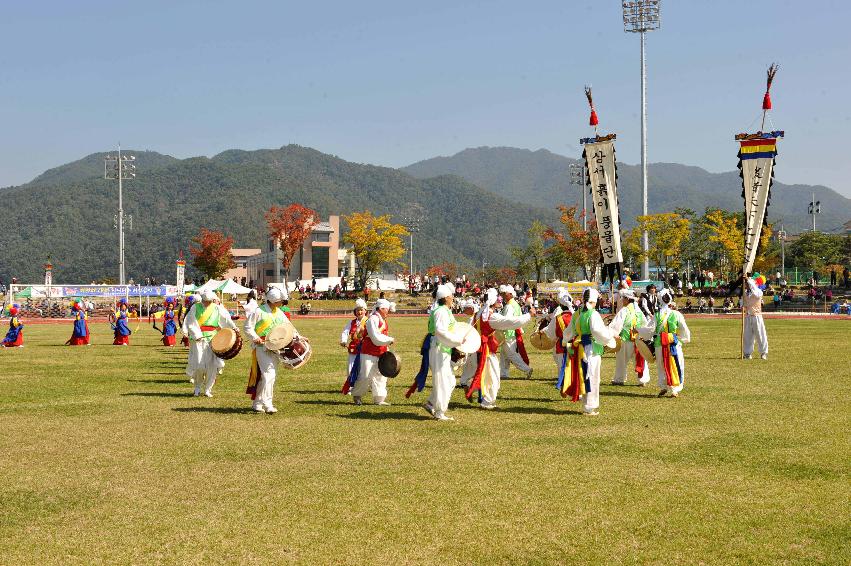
[244,287,293,413]
[351,298,396,406]
[184,290,239,397]
[425,284,469,421]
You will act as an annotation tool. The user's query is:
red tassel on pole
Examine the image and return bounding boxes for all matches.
[584,85,599,128]
[762,92,772,110]
[762,63,778,111]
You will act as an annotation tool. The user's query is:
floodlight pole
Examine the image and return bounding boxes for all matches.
[623,1,661,281]
[105,145,136,285]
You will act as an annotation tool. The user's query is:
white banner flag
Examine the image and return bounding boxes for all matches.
[738,137,777,274]
[583,140,623,279]
[176,259,186,297]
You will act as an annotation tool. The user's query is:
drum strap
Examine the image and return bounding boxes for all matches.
[246,349,261,400]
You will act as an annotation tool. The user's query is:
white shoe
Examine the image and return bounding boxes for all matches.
[480,403,497,410]
[583,410,600,416]
[435,414,455,422]
[744,355,752,360]
[264,406,278,414]
[189,378,195,384]
[204,392,213,398]
[526,369,533,379]
[193,390,201,397]
[377,401,391,406]
[353,396,363,406]
[760,353,768,360]
[253,404,266,413]
[422,402,434,416]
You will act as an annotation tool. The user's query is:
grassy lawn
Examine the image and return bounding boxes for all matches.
[0,317,848,564]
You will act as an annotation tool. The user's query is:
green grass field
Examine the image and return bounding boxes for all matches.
[0,317,848,565]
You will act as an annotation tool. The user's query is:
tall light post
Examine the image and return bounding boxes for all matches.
[568,162,587,230]
[104,145,136,285]
[777,224,787,274]
[807,192,821,231]
[623,0,661,281]
[400,201,424,282]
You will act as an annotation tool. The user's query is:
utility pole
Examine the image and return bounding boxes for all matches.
[568,162,587,230]
[400,201,424,282]
[623,1,661,280]
[777,224,787,274]
[105,145,136,285]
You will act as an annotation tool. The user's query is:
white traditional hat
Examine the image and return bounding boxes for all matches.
[201,290,217,302]
[584,287,600,309]
[659,289,673,305]
[619,288,636,300]
[485,288,499,307]
[266,287,284,303]
[375,298,391,311]
[503,285,516,296]
[192,293,203,304]
[355,298,367,309]
[557,288,573,307]
[436,283,454,300]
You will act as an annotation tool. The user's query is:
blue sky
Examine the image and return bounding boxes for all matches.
[2,0,850,197]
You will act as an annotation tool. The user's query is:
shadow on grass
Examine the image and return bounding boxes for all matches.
[600,390,656,398]
[499,396,556,403]
[294,399,359,406]
[336,411,431,421]
[499,406,576,416]
[127,378,186,384]
[291,389,337,395]
[172,407,257,415]
[121,392,192,398]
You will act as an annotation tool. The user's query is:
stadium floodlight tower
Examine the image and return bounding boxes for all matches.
[104,145,136,285]
[623,0,661,281]
[400,201,425,277]
[568,162,587,230]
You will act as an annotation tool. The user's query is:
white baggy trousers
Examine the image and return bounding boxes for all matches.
[612,343,650,385]
[254,346,280,409]
[500,337,530,377]
[353,354,387,403]
[582,353,602,413]
[743,315,768,357]
[655,346,685,394]
[187,339,225,395]
[427,345,455,418]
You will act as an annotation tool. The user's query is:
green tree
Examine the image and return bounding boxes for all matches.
[624,212,691,281]
[788,232,846,273]
[509,220,548,282]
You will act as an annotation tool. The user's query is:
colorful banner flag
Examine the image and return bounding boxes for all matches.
[581,138,623,285]
[737,132,782,274]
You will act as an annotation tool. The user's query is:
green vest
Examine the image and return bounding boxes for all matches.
[428,305,456,354]
[502,299,522,339]
[619,303,646,341]
[254,304,288,337]
[653,310,679,348]
[194,303,221,340]
[574,308,604,356]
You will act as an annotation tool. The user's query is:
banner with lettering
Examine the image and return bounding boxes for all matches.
[581,137,623,285]
[737,131,782,274]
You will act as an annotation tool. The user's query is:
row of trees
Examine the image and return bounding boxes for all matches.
[508,206,823,283]
[188,205,409,290]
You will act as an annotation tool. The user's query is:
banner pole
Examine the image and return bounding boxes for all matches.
[740,274,746,359]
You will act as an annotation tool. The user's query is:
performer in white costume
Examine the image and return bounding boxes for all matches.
[425,284,466,421]
[244,287,292,413]
[498,285,533,379]
[561,288,617,416]
[352,299,395,406]
[184,290,238,397]
[638,289,691,397]
[340,298,368,376]
[742,276,768,360]
[457,300,479,389]
[466,288,534,410]
[542,289,574,378]
[609,288,651,386]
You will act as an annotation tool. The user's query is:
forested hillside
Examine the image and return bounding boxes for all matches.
[0,146,556,283]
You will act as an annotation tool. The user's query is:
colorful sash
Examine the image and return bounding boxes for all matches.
[516,328,530,365]
[342,341,363,395]
[656,311,683,387]
[195,303,220,339]
[465,341,489,403]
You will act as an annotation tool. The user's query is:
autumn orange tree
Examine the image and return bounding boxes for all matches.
[343,211,408,289]
[266,204,319,290]
[544,205,599,281]
[189,228,235,280]
[704,208,776,279]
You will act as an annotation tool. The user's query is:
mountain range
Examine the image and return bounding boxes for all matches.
[402,147,850,234]
[2,144,847,284]
[0,146,555,283]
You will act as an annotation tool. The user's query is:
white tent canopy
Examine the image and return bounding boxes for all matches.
[217,279,252,294]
